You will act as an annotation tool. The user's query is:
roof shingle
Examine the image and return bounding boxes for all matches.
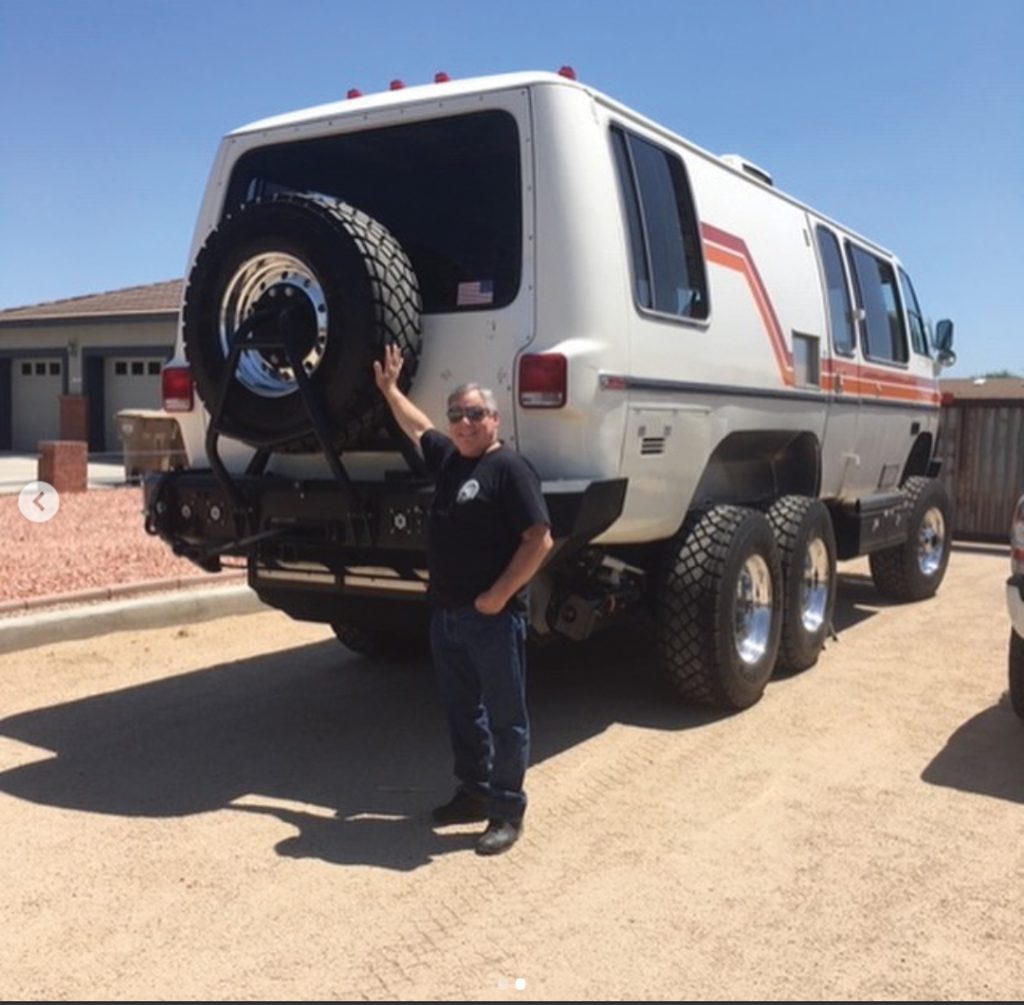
[0,279,182,323]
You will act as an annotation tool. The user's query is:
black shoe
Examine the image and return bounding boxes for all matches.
[431,789,489,825]
[475,818,522,856]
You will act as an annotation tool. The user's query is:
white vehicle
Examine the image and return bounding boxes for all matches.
[146,69,957,709]
[1008,496,1024,719]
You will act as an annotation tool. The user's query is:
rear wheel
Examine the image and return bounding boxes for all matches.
[655,506,783,709]
[768,496,837,673]
[331,622,426,661]
[869,477,951,602]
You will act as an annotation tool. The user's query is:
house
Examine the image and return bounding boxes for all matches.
[0,280,181,455]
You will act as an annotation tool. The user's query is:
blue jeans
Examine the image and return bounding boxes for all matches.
[429,606,529,822]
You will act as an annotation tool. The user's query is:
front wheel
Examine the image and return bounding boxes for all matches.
[655,506,783,710]
[869,476,952,602]
[1009,630,1024,721]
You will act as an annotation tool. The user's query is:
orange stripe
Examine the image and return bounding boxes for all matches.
[704,244,794,387]
[703,226,938,407]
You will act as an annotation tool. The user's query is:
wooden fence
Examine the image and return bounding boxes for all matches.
[936,398,1024,542]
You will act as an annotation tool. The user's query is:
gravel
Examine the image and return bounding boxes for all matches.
[1,487,229,604]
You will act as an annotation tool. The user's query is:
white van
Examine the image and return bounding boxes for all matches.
[146,69,956,709]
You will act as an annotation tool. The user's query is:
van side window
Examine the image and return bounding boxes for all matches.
[898,267,930,356]
[611,126,708,320]
[815,226,856,356]
[846,244,909,365]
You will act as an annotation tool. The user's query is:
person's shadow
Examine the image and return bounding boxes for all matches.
[0,615,721,871]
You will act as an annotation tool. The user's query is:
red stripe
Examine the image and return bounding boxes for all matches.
[702,222,938,406]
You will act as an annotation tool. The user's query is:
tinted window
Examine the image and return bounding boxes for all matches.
[847,245,908,364]
[816,226,855,355]
[898,268,929,356]
[612,127,708,320]
[226,111,521,314]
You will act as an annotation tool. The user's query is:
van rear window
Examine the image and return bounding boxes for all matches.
[224,111,522,314]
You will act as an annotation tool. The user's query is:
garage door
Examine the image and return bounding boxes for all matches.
[12,358,62,452]
[104,357,163,454]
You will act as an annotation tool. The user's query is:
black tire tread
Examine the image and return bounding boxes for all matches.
[184,193,421,452]
[1009,629,1024,721]
[767,495,837,673]
[869,476,950,602]
[656,505,781,709]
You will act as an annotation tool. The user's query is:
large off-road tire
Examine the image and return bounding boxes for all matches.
[655,506,783,710]
[768,495,837,673]
[869,476,951,602]
[1009,629,1024,721]
[331,622,426,661]
[183,193,421,450]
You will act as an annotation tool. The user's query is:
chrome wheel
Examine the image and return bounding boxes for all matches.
[734,553,774,665]
[218,252,328,398]
[800,536,831,633]
[917,506,946,577]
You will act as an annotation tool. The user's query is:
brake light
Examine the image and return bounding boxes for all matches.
[163,365,194,412]
[519,353,567,408]
[1012,497,1024,576]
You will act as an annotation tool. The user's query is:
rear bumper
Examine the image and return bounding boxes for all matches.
[144,469,626,601]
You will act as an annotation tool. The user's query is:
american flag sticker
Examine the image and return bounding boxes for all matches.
[456,279,495,307]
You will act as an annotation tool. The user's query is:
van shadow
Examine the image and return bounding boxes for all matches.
[920,696,1024,805]
[0,618,720,871]
[832,571,898,633]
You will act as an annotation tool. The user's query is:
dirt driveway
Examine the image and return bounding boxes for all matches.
[0,547,1021,1001]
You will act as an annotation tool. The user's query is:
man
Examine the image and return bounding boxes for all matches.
[374,343,553,856]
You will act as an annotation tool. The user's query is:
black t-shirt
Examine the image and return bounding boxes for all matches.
[421,429,550,610]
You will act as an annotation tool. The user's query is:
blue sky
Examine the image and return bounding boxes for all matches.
[0,0,1020,377]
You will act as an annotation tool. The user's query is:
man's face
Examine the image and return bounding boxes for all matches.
[447,390,499,458]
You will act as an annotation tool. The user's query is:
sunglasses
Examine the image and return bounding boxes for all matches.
[446,405,492,423]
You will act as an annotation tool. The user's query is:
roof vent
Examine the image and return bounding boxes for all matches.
[721,154,774,186]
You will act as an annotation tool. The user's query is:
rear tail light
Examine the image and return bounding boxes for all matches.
[163,365,194,412]
[518,353,567,408]
[1012,496,1024,576]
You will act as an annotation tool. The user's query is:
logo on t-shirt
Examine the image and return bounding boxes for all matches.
[456,479,481,504]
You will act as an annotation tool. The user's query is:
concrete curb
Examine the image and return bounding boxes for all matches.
[0,571,247,616]
[0,583,267,656]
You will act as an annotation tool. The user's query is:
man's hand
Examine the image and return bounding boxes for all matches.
[474,589,508,616]
[474,523,552,617]
[371,342,433,445]
[373,343,405,397]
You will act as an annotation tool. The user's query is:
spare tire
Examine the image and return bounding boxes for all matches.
[182,193,421,450]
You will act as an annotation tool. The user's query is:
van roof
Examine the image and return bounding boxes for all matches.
[229,70,894,260]
[229,70,578,135]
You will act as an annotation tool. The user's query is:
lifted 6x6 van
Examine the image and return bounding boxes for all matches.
[146,69,957,710]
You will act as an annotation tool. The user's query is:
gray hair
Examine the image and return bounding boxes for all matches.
[447,382,498,413]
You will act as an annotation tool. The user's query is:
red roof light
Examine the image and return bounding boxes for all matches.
[558,65,577,80]
[389,79,405,90]
[434,71,451,83]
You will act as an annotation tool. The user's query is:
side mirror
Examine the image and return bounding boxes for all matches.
[934,318,956,368]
